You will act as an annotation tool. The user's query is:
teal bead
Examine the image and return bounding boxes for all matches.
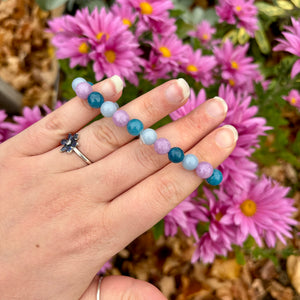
[127,119,144,136]
[168,147,184,163]
[182,154,199,170]
[87,92,104,108]
[206,169,223,186]
[140,128,157,145]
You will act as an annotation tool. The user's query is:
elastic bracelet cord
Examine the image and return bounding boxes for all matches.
[72,77,223,186]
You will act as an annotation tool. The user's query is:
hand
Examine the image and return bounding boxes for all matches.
[0,77,237,299]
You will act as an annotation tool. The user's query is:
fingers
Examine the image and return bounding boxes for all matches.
[40,79,190,171]
[79,276,167,300]
[81,97,228,201]
[106,125,237,248]
[6,76,123,156]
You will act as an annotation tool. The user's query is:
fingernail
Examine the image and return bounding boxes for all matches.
[215,125,238,148]
[206,97,228,118]
[100,75,124,98]
[165,78,190,104]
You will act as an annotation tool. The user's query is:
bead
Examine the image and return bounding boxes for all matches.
[112,110,130,127]
[72,77,86,91]
[114,102,119,109]
[196,162,213,179]
[101,101,118,117]
[154,138,171,154]
[75,82,93,99]
[168,147,184,163]
[182,154,199,170]
[206,169,223,186]
[140,128,157,145]
[87,81,93,85]
[127,119,144,136]
[87,92,104,108]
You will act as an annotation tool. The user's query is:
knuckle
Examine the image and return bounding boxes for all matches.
[141,98,158,120]
[134,144,161,171]
[155,174,182,207]
[44,113,65,134]
[93,121,121,149]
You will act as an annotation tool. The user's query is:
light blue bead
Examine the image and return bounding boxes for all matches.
[101,101,118,117]
[72,77,87,91]
[114,102,119,109]
[127,119,144,136]
[182,154,199,170]
[140,128,157,145]
[206,169,223,186]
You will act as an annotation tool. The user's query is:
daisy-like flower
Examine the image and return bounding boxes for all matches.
[188,20,216,47]
[216,0,258,37]
[192,188,238,263]
[0,110,12,143]
[283,89,300,109]
[6,102,63,137]
[180,45,217,87]
[164,190,203,239]
[111,3,137,28]
[218,176,297,247]
[121,0,176,36]
[214,40,263,93]
[274,18,300,78]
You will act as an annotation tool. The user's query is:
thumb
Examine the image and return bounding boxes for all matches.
[80,275,167,300]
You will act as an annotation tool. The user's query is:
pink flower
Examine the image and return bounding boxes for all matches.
[214,40,263,93]
[180,45,217,87]
[283,89,300,109]
[111,3,138,28]
[216,0,258,37]
[274,18,300,78]
[122,0,176,36]
[164,190,202,239]
[192,189,238,263]
[218,176,298,247]
[0,110,12,143]
[188,20,216,47]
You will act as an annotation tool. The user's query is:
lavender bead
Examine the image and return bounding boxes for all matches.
[75,82,93,99]
[154,138,171,154]
[112,110,130,127]
[72,77,86,91]
[196,162,214,179]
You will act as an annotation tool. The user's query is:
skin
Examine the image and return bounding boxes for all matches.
[0,78,237,299]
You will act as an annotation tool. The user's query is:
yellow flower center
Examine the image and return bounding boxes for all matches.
[231,60,239,70]
[105,50,116,63]
[159,46,171,58]
[236,5,242,11]
[96,32,109,41]
[229,78,235,86]
[186,64,198,72]
[291,97,297,105]
[202,33,209,41]
[215,212,223,221]
[240,199,257,217]
[140,2,153,14]
[122,18,132,27]
[78,42,89,54]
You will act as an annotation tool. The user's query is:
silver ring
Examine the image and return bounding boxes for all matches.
[97,276,103,300]
[60,133,92,165]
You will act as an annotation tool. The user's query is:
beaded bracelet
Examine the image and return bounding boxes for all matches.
[72,77,223,186]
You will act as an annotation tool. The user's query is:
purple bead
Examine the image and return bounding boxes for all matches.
[112,110,130,127]
[154,138,171,154]
[196,162,214,179]
[75,82,93,99]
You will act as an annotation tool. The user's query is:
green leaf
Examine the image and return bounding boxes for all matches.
[152,219,165,240]
[237,27,250,45]
[222,29,238,44]
[256,2,285,17]
[235,248,246,265]
[276,0,294,10]
[291,0,300,8]
[35,0,68,10]
[255,21,271,54]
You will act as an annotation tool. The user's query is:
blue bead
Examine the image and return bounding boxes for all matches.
[87,92,104,108]
[101,101,118,117]
[168,147,184,163]
[114,102,119,109]
[140,128,157,145]
[182,154,199,170]
[87,81,93,85]
[206,169,223,186]
[72,77,86,91]
[127,119,144,136]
